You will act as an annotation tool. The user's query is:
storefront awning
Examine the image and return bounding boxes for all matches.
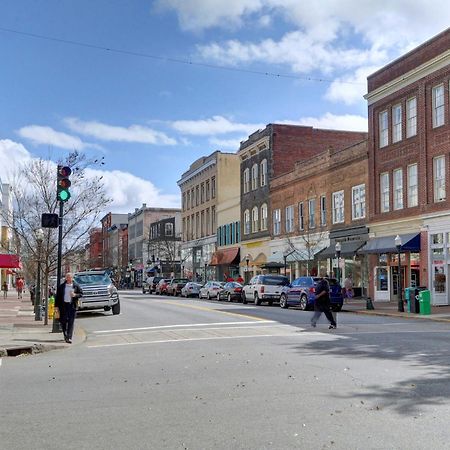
[317,240,366,259]
[240,252,267,266]
[209,247,240,266]
[0,254,22,269]
[359,233,421,254]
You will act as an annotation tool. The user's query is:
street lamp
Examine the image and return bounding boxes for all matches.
[35,228,44,321]
[395,234,404,312]
[204,262,208,282]
[245,254,250,284]
[335,242,341,285]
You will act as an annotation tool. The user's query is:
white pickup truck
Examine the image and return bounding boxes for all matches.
[242,274,290,305]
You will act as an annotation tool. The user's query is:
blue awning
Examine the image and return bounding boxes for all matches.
[359,233,420,254]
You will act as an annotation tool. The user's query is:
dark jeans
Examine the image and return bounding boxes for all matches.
[60,302,77,340]
[311,301,337,327]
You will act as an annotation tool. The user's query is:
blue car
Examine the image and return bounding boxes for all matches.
[279,277,344,311]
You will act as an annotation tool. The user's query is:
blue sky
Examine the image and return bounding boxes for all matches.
[1,1,449,213]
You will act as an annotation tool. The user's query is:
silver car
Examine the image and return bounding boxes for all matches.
[181,282,203,298]
[199,281,225,300]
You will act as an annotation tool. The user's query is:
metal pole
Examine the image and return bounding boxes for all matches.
[52,201,64,332]
[284,255,287,278]
[34,243,42,321]
[397,247,404,312]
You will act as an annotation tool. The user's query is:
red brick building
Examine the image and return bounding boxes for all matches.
[364,27,450,305]
[88,228,103,269]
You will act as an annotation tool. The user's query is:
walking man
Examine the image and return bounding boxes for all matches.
[311,275,337,329]
[2,281,7,298]
[16,278,24,299]
[55,273,82,344]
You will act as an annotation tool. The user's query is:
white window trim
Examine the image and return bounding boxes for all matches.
[243,169,250,194]
[320,196,326,226]
[308,199,316,229]
[285,205,294,233]
[273,209,281,236]
[392,104,402,143]
[406,97,417,138]
[433,84,445,128]
[260,159,267,187]
[332,190,345,224]
[251,207,259,233]
[298,202,304,231]
[407,163,418,208]
[260,203,268,230]
[393,168,404,210]
[380,172,390,213]
[434,155,446,202]
[351,184,366,220]
[379,110,388,148]
[244,209,250,235]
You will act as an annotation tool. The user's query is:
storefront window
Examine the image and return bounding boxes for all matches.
[376,268,388,291]
[432,248,444,258]
[379,254,388,265]
[432,233,444,245]
[434,265,446,293]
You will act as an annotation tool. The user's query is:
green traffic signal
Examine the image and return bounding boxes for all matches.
[57,165,72,202]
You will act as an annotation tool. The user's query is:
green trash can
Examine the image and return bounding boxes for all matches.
[419,289,431,315]
[404,287,412,313]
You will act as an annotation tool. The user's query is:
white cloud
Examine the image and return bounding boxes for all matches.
[17,125,98,150]
[209,137,243,151]
[64,117,177,146]
[279,113,368,132]
[0,139,179,213]
[171,115,264,136]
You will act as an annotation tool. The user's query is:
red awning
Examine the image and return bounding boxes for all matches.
[0,254,22,269]
[209,247,240,266]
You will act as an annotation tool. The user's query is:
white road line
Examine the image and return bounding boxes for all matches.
[88,333,298,348]
[93,320,275,334]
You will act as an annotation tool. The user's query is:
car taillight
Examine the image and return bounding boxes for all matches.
[260,286,265,293]
[234,288,242,292]
[309,287,315,293]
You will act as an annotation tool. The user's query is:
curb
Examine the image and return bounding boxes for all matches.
[342,308,450,323]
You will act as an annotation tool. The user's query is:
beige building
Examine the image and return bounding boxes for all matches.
[178,151,240,281]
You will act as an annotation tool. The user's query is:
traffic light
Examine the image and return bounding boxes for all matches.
[57,165,71,202]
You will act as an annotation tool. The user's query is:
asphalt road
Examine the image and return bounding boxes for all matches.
[2,291,450,450]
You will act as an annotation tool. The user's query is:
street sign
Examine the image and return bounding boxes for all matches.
[41,213,59,228]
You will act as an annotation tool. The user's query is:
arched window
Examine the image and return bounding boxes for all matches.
[243,168,250,194]
[244,209,250,235]
[260,203,268,230]
[260,159,267,186]
[251,164,258,190]
[252,206,259,233]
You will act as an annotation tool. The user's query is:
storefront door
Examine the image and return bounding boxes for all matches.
[374,266,390,302]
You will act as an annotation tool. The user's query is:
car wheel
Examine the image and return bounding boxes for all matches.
[227,293,232,302]
[299,295,308,311]
[280,294,288,309]
[112,301,121,315]
[217,293,221,301]
[242,292,247,304]
[254,293,261,306]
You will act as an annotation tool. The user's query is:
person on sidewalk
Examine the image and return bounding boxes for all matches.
[55,273,82,344]
[16,278,24,299]
[343,275,354,303]
[311,275,337,329]
[2,281,7,298]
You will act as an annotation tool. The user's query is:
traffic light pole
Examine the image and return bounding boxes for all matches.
[51,200,64,333]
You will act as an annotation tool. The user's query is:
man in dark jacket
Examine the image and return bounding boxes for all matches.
[55,273,82,343]
[311,276,337,329]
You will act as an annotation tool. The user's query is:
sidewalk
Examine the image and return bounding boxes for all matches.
[0,291,85,357]
[342,298,450,322]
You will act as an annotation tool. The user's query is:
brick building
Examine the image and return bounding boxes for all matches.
[238,124,368,279]
[270,140,369,293]
[364,27,450,305]
[88,228,103,268]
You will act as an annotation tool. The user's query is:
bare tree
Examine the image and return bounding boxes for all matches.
[2,151,111,299]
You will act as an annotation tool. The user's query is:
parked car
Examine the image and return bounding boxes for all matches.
[147,276,163,294]
[217,281,243,302]
[181,282,203,298]
[279,276,344,311]
[199,281,225,299]
[155,278,171,295]
[167,278,190,296]
[242,275,289,305]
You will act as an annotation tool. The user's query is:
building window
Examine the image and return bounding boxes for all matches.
[211,177,216,199]
[406,97,417,138]
[252,207,259,233]
[273,209,281,236]
[380,172,390,213]
[201,183,205,204]
[285,205,294,233]
[206,208,210,236]
[393,169,403,210]
[182,218,186,241]
[332,191,344,224]
[182,193,186,211]
[165,222,173,236]
[407,163,418,207]
[244,209,250,235]
[433,84,445,128]
[298,202,304,230]
[243,169,250,194]
[352,184,366,220]
[392,104,402,143]
[320,196,326,226]
[206,180,210,201]
[186,191,190,209]
[251,164,258,190]
[190,214,194,240]
[260,203,268,230]
[195,212,200,238]
[308,199,316,229]
[195,186,199,206]
[211,206,216,231]
[260,159,267,186]
[434,155,446,202]
[379,110,388,148]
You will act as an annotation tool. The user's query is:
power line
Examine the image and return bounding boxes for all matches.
[0,26,364,86]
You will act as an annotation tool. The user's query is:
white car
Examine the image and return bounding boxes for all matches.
[242,275,289,305]
[199,281,225,300]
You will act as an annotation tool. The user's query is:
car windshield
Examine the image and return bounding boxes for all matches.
[74,273,111,285]
[262,276,289,286]
[173,279,189,283]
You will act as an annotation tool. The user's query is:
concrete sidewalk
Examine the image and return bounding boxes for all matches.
[0,291,85,357]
